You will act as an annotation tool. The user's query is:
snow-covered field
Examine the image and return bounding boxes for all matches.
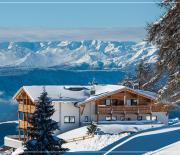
[63,134,128,152]
[11,123,178,154]
[58,123,164,151]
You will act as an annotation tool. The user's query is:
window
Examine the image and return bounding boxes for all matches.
[105,100,111,106]
[120,116,125,121]
[105,116,111,121]
[137,116,142,121]
[127,100,131,106]
[126,118,131,121]
[70,116,75,123]
[112,99,118,106]
[146,115,157,121]
[112,116,117,121]
[152,116,157,121]
[64,116,69,123]
[118,100,124,105]
[64,116,75,123]
[131,99,138,106]
[85,116,88,122]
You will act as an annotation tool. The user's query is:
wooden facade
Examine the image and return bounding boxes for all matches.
[95,89,169,122]
[14,88,35,142]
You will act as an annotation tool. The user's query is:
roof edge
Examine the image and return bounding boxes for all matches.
[77,87,156,106]
[13,86,35,102]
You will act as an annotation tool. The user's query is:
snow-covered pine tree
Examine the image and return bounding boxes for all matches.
[120,76,135,89]
[145,0,180,105]
[135,59,154,90]
[24,87,68,154]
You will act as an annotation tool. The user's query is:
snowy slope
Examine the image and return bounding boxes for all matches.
[0,40,158,70]
[57,123,164,152]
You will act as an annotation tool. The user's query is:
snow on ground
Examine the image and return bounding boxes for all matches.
[58,126,88,140]
[97,123,164,134]
[103,125,180,155]
[169,117,180,125]
[58,123,164,152]
[63,134,128,152]
[11,147,24,155]
[145,141,180,155]
[0,120,18,125]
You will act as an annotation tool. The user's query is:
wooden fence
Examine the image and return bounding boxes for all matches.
[65,135,94,143]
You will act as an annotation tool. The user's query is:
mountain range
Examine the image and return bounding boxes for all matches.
[0,40,158,70]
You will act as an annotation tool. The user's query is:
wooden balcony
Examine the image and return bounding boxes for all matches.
[18,104,36,113]
[97,104,169,115]
[19,120,32,129]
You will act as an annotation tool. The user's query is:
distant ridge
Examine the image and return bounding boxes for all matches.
[0,40,158,70]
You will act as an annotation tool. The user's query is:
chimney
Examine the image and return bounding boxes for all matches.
[90,85,96,95]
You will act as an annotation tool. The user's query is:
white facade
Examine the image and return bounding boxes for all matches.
[52,101,169,133]
[80,101,96,123]
[151,112,169,125]
[52,102,80,133]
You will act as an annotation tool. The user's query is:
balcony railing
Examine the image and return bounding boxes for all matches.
[19,120,32,129]
[97,104,169,114]
[18,104,36,113]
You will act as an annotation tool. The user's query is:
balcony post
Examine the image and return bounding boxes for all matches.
[97,112,99,123]
[137,93,140,106]
[110,99,113,121]
[124,90,127,105]
[18,111,20,141]
[26,95,28,141]
[137,113,139,121]
[23,113,25,142]
[96,102,99,123]
[150,105,152,113]
[150,113,152,121]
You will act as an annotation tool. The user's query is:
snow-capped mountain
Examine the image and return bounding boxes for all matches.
[0,40,158,70]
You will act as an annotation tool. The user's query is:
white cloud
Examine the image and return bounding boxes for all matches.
[0,27,146,42]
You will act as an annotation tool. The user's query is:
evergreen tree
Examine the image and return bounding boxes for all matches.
[87,122,97,136]
[135,59,154,90]
[145,0,180,105]
[24,87,68,154]
[119,76,135,89]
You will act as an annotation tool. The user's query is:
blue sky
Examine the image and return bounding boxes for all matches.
[0,0,164,41]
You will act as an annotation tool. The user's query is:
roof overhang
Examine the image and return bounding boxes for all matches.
[77,87,156,106]
[12,86,35,102]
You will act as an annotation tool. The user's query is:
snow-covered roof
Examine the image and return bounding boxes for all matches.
[21,85,91,103]
[14,85,157,104]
